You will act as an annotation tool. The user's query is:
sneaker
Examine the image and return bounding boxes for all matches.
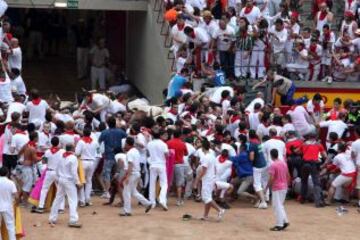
[79,202,86,208]
[217,209,225,221]
[321,77,327,82]
[85,202,93,207]
[283,222,290,230]
[58,210,65,214]
[100,192,110,199]
[119,212,132,217]
[327,76,333,84]
[68,222,82,228]
[253,200,261,208]
[159,203,168,211]
[145,204,152,213]
[176,200,182,206]
[258,201,268,209]
[34,208,45,214]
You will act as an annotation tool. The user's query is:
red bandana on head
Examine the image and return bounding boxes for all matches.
[50,147,60,154]
[82,136,93,144]
[32,98,41,106]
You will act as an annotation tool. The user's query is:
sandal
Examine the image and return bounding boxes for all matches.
[270,226,284,231]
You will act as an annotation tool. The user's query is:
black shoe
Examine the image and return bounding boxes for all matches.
[33,208,45,214]
[145,204,152,213]
[119,213,132,217]
[282,222,290,230]
[270,226,284,231]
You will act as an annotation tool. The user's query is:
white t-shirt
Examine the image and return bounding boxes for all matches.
[0,177,17,211]
[6,102,26,123]
[9,47,22,70]
[75,138,100,161]
[351,139,360,166]
[209,86,234,104]
[198,19,218,38]
[171,23,190,45]
[263,138,286,163]
[115,153,127,170]
[269,25,288,53]
[287,106,313,137]
[212,25,235,51]
[87,93,111,111]
[240,6,261,24]
[127,147,141,174]
[256,123,269,139]
[147,139,169,168]
[281,123,295,136]
[110,100,126,114]
[26,99,49,125]
[200,151,216,183]
[245,97,265,113]
[0,74,14,103]
[319,120,348,140]
[306,100,325,115]
[10,132,29,155]
[187,27,210,47]
[333,152,356,174]
[43,148,65,171]
[215,157,232,180]
[59,132,80,149]
[37,131,51,150]
[248,112,261,131]
[54,113,74,124]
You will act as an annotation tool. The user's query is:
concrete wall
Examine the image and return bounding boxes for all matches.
[7,0,147,11]
[126,2,171,104]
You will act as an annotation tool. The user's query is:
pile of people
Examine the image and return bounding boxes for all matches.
[167,0,360,83]
[1,1,360,239]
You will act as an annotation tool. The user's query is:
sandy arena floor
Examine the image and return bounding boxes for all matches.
[20,197,360,240]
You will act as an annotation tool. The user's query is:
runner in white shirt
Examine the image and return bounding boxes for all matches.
[49,144,82,228]
[109,94,127,114]
[325,143,356,205]
[198,11,218,40]
[286,40,309,80]
[262,128,286,164]
[286,105,315,137]
[215,150,233,209]
[0,71,14,104]
[315,2,334,34]
[81,92,111,122]
[10,126,29,161]
[306,93,325,124]
[319,113,348,149]
[5,95,26,123]
[269,19,288,68]
[26,89,50,126]
[146,129,169,209]
[170,16,190,55]
[8,38,22,71]
[351,127,360,207]
[59,122,80,148]
[0,166,18,240]
[75,128,99,206]
[35,137,65,213]
[121,137,152,215]
[194,139,225,220]
[245,92,265,114]
[240,0,261,24]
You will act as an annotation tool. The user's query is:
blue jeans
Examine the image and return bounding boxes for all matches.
[102,159,116,182]
[281,83,307,105]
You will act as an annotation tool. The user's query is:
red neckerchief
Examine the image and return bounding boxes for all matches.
[239,129,248,135]
[230,115,240,124]
[82,136,93,144]
[250,138,260,144]
[214,133,224,142]
[50,147,60,154]
[65,130,76,135]
[169,108,178,115]
[289,105,296,111]
[218,155,228,163]
[190,32,196,39]
[319,10,327,21]
[244,5,253,14]
[310,44,317,54]
[63,151,73,158]
[205,128,213,136]
[43,131,50,137]
[177,23,185,31]
[314,102,321,113]
[32,98,41,106]
[323,31,331,42]
[15,130,27,135]
[343,171,357,192]
[239,29,247,38]
[28,141,37,148]
[329,108,339,120]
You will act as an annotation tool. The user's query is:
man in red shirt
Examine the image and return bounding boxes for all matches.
[285,131,303,179]
[300,132,327,207]
[167,129,188,206]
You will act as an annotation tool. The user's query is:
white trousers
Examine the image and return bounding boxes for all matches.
[91,66,106,90]
[286,63,308,74]
[0,209,15,240]
[78,160,95,203]
[234,50,250,78]
[77,48,89,79]
[149,166,168,207]
[250,48,266,79]
[122,172,151,214]
[49,178,79,223]
[307,64,321,81]
[253,167,268,192]
[272,189,288,227]
[39,170,65,210]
